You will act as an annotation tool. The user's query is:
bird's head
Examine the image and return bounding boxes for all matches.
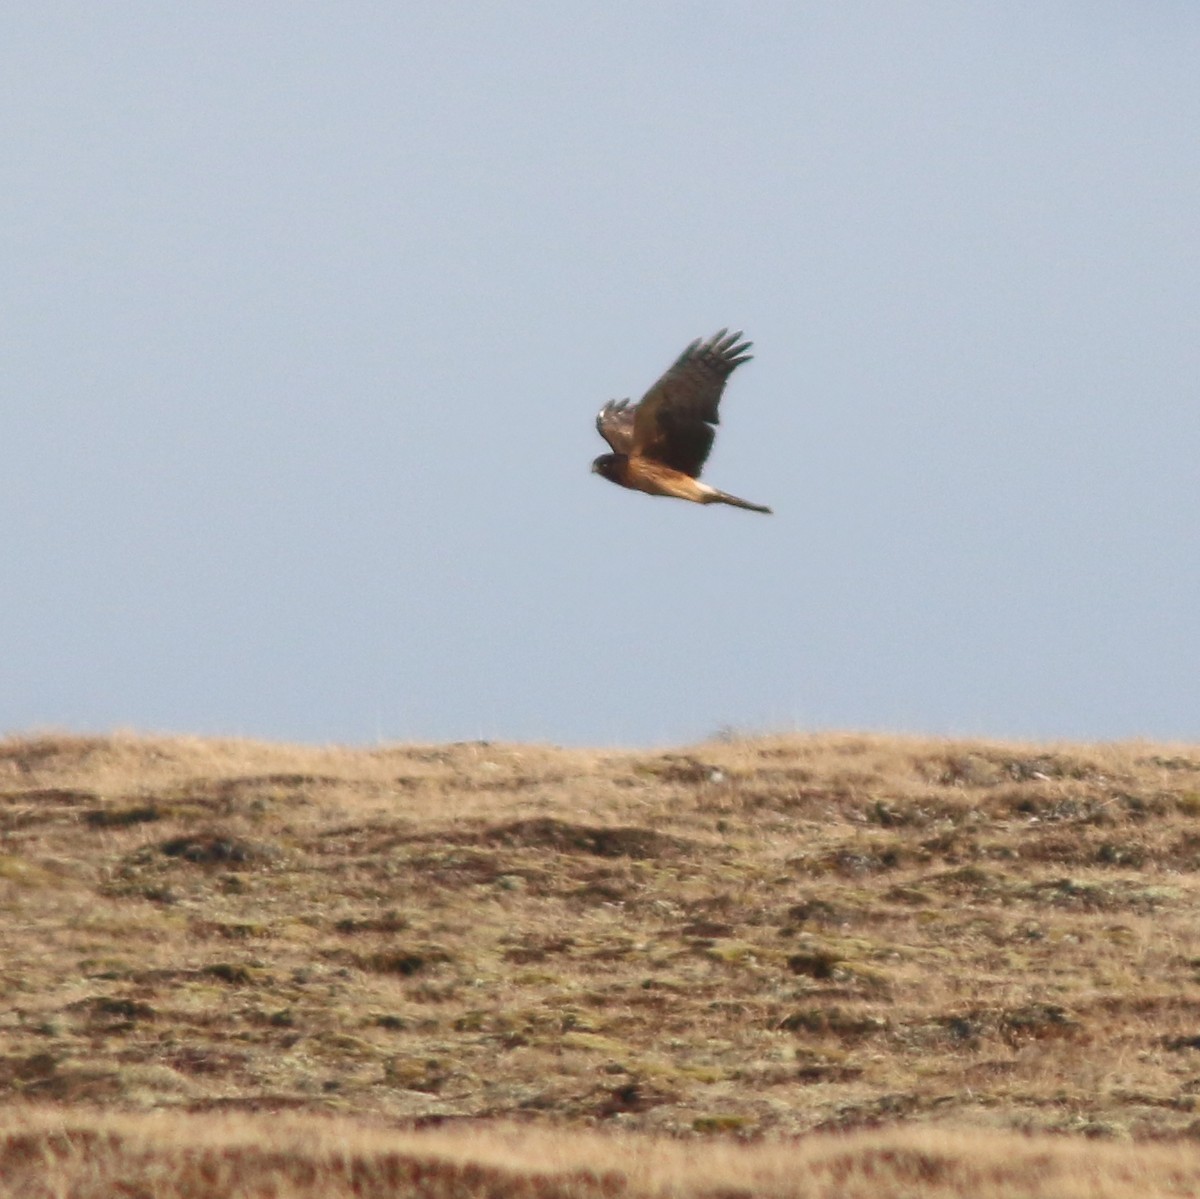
[591,453,622,482]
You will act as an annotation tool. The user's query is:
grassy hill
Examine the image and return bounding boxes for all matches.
[3,730,1200,1196]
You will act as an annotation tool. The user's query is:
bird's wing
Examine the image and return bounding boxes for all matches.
[595,398,636,454]
[630,329,753,477]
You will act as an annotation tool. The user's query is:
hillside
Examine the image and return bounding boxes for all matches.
[3,731,1200,1195]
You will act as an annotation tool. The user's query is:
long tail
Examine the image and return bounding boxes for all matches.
[709,488,772,514]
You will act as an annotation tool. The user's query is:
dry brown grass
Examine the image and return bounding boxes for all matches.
[6,1106,1200,1198]
[4,730,1200,1195]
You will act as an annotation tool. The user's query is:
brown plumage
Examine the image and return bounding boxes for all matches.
[591,329,772,514]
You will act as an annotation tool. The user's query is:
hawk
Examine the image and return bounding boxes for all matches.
[592,329,772,514]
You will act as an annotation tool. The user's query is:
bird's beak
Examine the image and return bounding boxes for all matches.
[590,461,599,474]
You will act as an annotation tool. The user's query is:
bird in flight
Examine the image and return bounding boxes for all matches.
[592,329,772,514]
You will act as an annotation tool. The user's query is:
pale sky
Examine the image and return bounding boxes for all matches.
[4,4,1198,747]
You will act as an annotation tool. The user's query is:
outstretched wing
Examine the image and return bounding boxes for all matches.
[631,329,753,477]
[595,398,636,455]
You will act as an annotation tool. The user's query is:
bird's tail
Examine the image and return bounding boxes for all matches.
[708,489,772,514]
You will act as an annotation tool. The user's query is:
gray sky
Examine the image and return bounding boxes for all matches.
[4,4,1198,747]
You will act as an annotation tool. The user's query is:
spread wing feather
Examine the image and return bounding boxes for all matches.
[595,398,636,455]
[630,329,753,477]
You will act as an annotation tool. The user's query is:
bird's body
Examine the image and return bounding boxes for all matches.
[591,329,771,514]
[592,452,770,512]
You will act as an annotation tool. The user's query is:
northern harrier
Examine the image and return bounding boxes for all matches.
[592,329,772,514]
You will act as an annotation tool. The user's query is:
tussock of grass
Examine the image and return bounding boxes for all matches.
[4,730,1200,1195]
